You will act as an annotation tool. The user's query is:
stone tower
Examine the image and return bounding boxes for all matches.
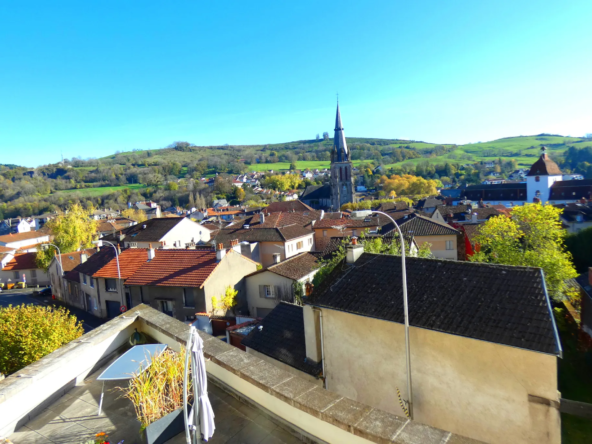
[330,103,354,210]
[526,146,563,203]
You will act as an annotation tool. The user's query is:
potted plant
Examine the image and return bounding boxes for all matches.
[120,348,191,444]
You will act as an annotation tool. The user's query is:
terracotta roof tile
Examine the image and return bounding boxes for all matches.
[125,249,220,288]
[93,248,149,279]
[58,249,97,272]
[3,253,38,270]
[265,201,314,213]
[0,231,50,243]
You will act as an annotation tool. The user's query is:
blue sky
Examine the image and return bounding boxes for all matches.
[1,1,591,167]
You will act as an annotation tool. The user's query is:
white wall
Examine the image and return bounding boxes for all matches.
[0,234,50,249]
[284,234,315,259]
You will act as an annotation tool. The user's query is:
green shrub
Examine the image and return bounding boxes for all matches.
[0,304,84,375]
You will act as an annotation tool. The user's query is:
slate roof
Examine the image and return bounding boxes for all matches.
[300,184,330,200]
[265,253,319,280]
[105,218,183,243]
[232,211,322,229]
[265,201,314,213]
[214,225,313,248]
[310,253,561,355]
[241,302,322,377]
[2,253,39,270]
[526,153,562,176]
[435,205,471,217]
[93,248,149,279]
[373,201,409,212]
[462,183,527,202]
[460,223,484,243]
[74,248,117,276]
[313,236,347,259]
[125,249,220,288]
[415,196,442,210]
[397,215,459,236]
[470,207,502,220]
[549,180,592,201]
[64,270,81,283]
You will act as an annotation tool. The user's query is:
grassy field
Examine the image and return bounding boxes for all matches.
[53,184,146,197]
[247,159,376,172]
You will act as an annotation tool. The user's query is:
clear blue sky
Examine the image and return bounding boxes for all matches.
[1,1,591,167]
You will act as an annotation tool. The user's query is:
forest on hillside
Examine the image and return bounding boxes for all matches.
[1,136,592,219]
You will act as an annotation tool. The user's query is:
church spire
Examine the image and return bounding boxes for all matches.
[332,102,349,162]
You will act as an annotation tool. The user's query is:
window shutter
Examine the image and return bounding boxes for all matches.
[274,286,281,299]
[259,285,265,298]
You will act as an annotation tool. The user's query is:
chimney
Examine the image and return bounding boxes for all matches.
[231,239,241,253]
[142,224,147,229]
[346,238,364,264]
[471,212,478,223]
[273,253,281,264]
[80,253,88,263]
[148,243,155,261]
[216,243,226,261]
[117,244,122,255]
[118,231,125,241]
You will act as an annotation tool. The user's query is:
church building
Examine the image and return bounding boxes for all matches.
[462,147,592,206]
[301,103,354,210]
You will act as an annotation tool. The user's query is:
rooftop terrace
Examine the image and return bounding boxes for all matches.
[0,305,482,444]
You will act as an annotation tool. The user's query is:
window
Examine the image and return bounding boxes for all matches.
[323,230,327,237]
[159,300,174,317]
[105,279,117,292]
[446,240,453,250]
[183,288,195,308]
[535,176,540,182]
[13,271,19,280]
[352,230,357,236]
[90,278,94,288]
[82,274,87,285]
[129,242,138,248]
[296,241,303,250]
[31,269,37,278]
[264,285,275,298]
[308,238,312,246]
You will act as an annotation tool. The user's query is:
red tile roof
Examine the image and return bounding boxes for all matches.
[58,249,97,272]
[3,253,39,271]
[125,249,220,288]
[0,246,15,253]
[0,231,50,243]
[93,248,149,279]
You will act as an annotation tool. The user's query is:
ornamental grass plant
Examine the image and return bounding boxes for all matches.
[120,347,191,429]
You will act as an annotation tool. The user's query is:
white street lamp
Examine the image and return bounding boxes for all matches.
[41,243,63,275]
[92,239,123,308]
[371,210,413,419]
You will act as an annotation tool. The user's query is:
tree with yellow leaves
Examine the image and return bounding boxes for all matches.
[122,208,147,223]
[470,203,577,301]
[211,286,239,315]
[378,174,438,196]
[35,203,98,270]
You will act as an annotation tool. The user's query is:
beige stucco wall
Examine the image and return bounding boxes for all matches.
[204,251,258,314]
[246,271,294,317]
[258,241,286,268]
[320,308,560,444]
[415,234,457,260]
[0,268,49,287]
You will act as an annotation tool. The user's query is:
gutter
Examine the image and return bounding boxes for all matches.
[539,269,563,359]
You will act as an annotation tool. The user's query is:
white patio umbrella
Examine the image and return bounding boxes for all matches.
[184,326,215,443]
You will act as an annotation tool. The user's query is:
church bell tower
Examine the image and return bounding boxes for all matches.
[330,103,354,210]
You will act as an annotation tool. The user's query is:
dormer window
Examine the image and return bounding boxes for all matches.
[535,176,540,182]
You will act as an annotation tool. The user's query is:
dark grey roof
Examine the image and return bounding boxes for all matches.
[397,215,459,236]
[310,253,560,355]
[415,196,442,210]
[266,252,319,280]
[301,185,330,200]
[331,104,349,162]
[103,218,183,243]
[214,225,313,247]
[549,180,592,201]
[242,302,322,377]
[463,183,527,202]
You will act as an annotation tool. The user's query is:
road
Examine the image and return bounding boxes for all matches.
[0,287,107,332]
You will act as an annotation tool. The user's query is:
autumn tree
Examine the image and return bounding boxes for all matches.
[121,208,147,223]
[378,174,438,196]
[470,203,577,301]
[0,304,83,375]
[35,203,98,270]
[211,286,239,315]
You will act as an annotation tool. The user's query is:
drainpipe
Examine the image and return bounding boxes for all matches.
[313,307,326,389]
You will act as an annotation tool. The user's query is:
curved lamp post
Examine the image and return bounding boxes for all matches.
[41,243,63,275]
[371,210,413,419]
[92,239,123,307]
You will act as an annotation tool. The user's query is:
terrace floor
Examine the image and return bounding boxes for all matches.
[9,353,303,444]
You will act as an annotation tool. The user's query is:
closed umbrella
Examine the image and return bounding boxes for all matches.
[184,326,215,443]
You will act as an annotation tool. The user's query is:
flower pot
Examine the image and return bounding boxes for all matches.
[141,406,186,444]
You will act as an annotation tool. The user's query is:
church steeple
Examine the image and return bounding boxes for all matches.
[331,102,349,163]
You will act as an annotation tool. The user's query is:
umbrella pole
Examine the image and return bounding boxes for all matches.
[98,381,105,416]
[191,346,201,442]
[183,328,194,444]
